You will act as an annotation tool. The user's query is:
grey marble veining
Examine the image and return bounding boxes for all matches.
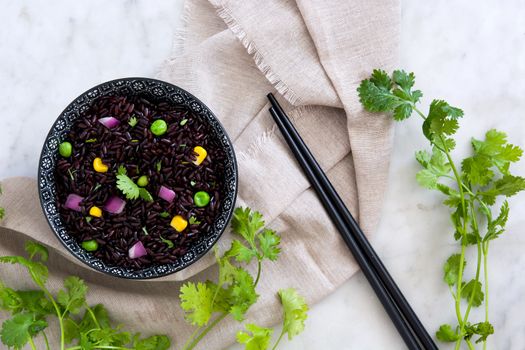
[1,1,524,349]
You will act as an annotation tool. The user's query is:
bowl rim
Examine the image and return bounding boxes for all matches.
[37,77,238,279]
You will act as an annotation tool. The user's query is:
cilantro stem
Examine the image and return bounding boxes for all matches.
[86,304,101,329]
[271,329,286,350]
[29,337,37,350]
[43,330,51,350]
[454,243,467,350]
[180,326,202,350]
[462,203,483,324]
[483,242,490,350]
[38,283,65,350]
[254,258,262,287]
[184,313,228,350]
[66,347,132,350]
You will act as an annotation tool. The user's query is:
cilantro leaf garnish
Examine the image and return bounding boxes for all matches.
[116,174,140,200]
[128,116,138,127]
[138,188,153,202]
[159,236,174,249]
[188,216,201,225]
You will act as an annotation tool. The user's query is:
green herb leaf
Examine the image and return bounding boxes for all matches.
[117,165,127,175]
[116,174,140,200]
[85,138,97,143]
[236,324,273,350]
[231,207,265,246]
[461,155,494,186]
[86,216,93,223]
[0,312,47,348]
[258,229,281,261]
[63,318,80,344]
[422,99,463,143]
[0,282,22,312]
[415,147,451,189]
[133,334,171,350]
[155,161,162,173]
[160,236,174,249]
[227,268,258,321]
[25,241,48,262]
[159,211,170,218]
[189,216,201,225]
[179,119,188,126]
[464,321,494,344]
[443,254,465,286]
[78,304,111,334]
[57,276,88,315]
[461,279,484,307]
[0,256,48,287]
[128,116,138,127]
[480,174,525,205]
[357,69,397,113]
[279,288,308,340]
[142,226,149,236]
[139,188,153,202]
[472,129,522,173]
[485,201,509,241]
[225,240,257,263]
[436,324,460,342]
[179,282,214,326]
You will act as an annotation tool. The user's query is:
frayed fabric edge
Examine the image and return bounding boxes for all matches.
[214,6,301,106]
[155,0,193,78]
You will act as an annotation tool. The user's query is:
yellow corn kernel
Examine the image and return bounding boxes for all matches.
[93,157,109,173]
[192,146,207,166]
[89,206,102,218]
[171,215,188,232]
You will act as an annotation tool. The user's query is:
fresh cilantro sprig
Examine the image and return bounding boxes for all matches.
[359,69,525,349]
[178,207,306,350]
[116,166,153,202]
[0,241,170,350]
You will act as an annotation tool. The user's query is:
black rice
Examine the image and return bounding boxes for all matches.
[55,94,227,270]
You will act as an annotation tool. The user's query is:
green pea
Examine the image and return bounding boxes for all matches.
[59,141,72,158]
[150,119,168,136]
[194,191,211,207]
[81,239,99,252]
[137,175,149,187]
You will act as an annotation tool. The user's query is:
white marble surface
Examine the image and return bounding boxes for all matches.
[2,1,525,349]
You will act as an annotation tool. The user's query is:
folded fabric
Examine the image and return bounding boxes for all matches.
[0,0,399,348]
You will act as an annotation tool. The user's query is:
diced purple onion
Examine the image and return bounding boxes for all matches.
[158,185,176,203]
[104,196,126,214]
[128,241,147,259]
[65,194,84,212]
[98,116,120,129]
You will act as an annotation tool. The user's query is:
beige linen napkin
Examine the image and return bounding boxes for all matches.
[0,0,399,348]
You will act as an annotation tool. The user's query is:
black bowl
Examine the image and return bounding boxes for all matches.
[38,78,238,279]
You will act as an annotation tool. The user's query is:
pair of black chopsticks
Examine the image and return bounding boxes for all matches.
[267,93,437,350]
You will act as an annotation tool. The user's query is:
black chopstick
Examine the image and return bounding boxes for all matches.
[267,94,437,350]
